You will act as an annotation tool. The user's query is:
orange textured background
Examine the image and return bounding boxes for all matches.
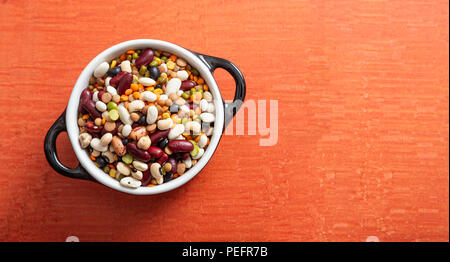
[0,0,448,242]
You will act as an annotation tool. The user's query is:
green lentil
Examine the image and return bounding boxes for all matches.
[181,117,188,125]
[127,54,132,61]
[190,141,199,157]
[103,166,111,173]
[132,52,139,59]
[122,154,133,165]
[154,50,161,57]
[145,71,150,78]
[161,56,168,61]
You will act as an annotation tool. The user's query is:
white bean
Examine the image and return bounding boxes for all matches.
[122,124,132,137]
[203,91,213,102]
[176,70,189,81]
[106,85,117,96]
[165,78,181,95]
[90,138,108,152]
[197,134,208,148]
[185,121,201,134]
[168,124,185,140]
[93,91,99,102]
[200,112,215,123]
[200,99,208,112]
[116,162,131,176]
[146,105,158,124]
[138,77,156,86]
[95,101,107,112]
[100,133,113,146]
[120,60,132,73]
[207,103,215,113]
[132,160,148,172]
[141,91,157,102]
[105,77,111,87]
[157,118,173,130]
[120,177,141,188]
[118,105,132,125]
[94,62,109,78]
[183,157,192,168]
[128,100,145,112]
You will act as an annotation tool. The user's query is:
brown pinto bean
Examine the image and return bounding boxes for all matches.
[149,129,170,144]
[147,146,164,159]
[81,99,102,119]
[111,136,126,156]
[168,140,194,153]
[166,157,177,175]
[129,126,148,141]
[135,48,154,68]
[157,153,168,165]
[126,143,151,162]
[180,80,196,91]
[117,72,133,95]
[84,121,103,134]
[109,71,127,87]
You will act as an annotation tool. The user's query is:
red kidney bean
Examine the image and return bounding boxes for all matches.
[78,103,88,114]
[81,99,101,119]
[141,169,152,186]
[180,80,196,91]
[180,152,190,160]
[80,88,92,101]
[109,71,127,87]
[168,140,194,153]
[166,157,177,175]
[117,72,133,95]
[135,48,154,68]
[97,90,105,101]
[157,153,168,165]
[126,143,151,162]
[147,146,164,159]
[149,129,170,144]
[85,121,103,134]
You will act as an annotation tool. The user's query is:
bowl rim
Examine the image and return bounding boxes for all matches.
[65,39,225,195]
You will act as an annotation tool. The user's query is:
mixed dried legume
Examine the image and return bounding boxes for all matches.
[78,48,215,188]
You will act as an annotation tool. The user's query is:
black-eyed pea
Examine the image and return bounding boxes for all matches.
[102,151,116,164]
[150,163,163,185]
[91,149,100,157]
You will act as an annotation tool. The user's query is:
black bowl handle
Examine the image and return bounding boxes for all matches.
[44,110,95,182]
[194,52,246,129]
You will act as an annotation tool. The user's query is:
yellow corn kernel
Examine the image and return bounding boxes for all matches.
[154,88,163,95]
[145,87,154,92]
[125,89,133,95]
[120,95,128,102]
[162,112,170,119]
[133,92,140,99]
[110,60,117,68]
